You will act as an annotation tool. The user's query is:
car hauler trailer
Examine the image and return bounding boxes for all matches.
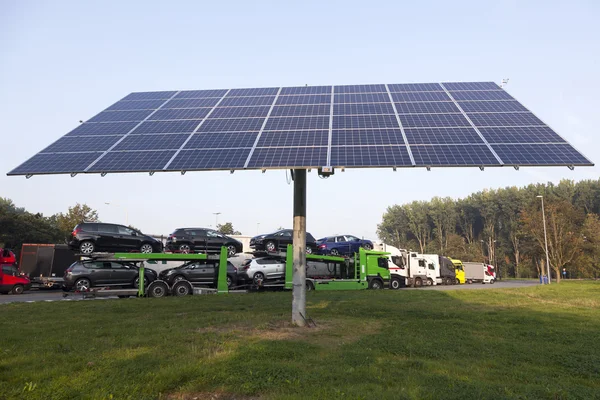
[463,262,496,284]
[19,244,79,288]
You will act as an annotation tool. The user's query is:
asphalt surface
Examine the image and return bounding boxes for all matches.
[0,280,540,304]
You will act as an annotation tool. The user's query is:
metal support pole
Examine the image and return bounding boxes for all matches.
[540,197,551,284]
[291,169,307,327]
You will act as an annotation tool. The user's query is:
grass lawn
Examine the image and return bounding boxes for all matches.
[1,282,599,399]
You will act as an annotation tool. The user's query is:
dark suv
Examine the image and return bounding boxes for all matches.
[159,260,238,289]
[165,228,243,256]
[63,261,157,291]
[250,229,317,254]
[69,222,163,255]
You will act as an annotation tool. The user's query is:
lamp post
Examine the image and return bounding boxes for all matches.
[257,222,260,235]
[536,195,551,284]
[213,212,221,228]
[105,202,128,225]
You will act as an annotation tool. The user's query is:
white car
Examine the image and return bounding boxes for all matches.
[239,257,285,284]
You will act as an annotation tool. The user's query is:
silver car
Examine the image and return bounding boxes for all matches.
[239,257,285,284]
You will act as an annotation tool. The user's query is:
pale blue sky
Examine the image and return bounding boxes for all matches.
[1,0,599,239]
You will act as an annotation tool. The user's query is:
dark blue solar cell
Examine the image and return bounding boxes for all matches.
[185,132,258,149]
[443,82,500,91]
[149,108,212,120]
[332,115,399,130]
[334,103,395,115]
[106,100,166,111]
[247,147,327,168]
[165,98,221,108]
[88,150,177,172]
[276,95,331,105]
[395,102,460,114]
[210,106,271,119]
[388,83,443,92]
[258,130,329,147]
[168,148,251,170]
[492,144,592,166]
[334,84,387,94]
[198,118,265,132]
[479,126,566,144]
[220,96,276,107]
[411,145,500,166]
[331,129,405,146]
[112,134,189,151]
[41,136,121,153]
[88,110,154,123]
[132,120,201,134]
[458,101,528,113]
[334,93,390,103]
[228,87,280,97]
[469,112,544,127]
[270,105,330,117]
[265,116,329,131]
[174,89,228,99]
[400,114,470,128]
[122,91,177,101]
[8,152,104,175]
[391,92,451,102]
[404,127,483,145]
[279,86,331,95]
[330,145,412,167]
[66,122,139,136]
[450,91,514,101]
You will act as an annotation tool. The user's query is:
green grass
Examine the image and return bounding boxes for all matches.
[1,282,600,399]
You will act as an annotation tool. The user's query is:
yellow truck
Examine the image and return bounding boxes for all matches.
[449,258,466,284]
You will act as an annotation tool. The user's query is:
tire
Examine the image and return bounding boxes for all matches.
[414,278,423,288]
[178,244,191,254]
[442,277,450,285]
[330,248,340,256]
[11,285,24,295]
[306,246,313,254]
[172,281,192,296]
[490,279,495,284]
[227,245,237,257]
[226,275,233,288]
[369,279,383,290]
[306,280,315,291]
[265,241,277,253]
[148,281,168,298]
[467,279,473,284]
[390,277,402,290]
[363,243,373,250]
[140,243,154,254]
[173,275,186,282]
[79,241,95,255]
[253,272,265,285]
[455,279,460,285]
[426,278,434,286]
[133,276,149,289]
[75,278,91,291]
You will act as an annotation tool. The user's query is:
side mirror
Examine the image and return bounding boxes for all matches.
[131,231,138,236]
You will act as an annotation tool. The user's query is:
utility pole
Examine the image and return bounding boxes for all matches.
[291,169,307,327]
[537,195,551,284]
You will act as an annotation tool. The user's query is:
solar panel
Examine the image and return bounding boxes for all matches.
[8,81,593,176]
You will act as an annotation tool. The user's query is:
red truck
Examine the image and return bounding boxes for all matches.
[0,248,31,294]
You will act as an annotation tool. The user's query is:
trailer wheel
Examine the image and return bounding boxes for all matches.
[306,280,315,291]
[148,281,168,298]
[172,281,192,296]
[390,277,402,290]
[414,278,423,288]
[11,284,24,295]
[369,278,383,290]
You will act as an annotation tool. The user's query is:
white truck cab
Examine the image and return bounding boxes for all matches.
[387,249,432,288]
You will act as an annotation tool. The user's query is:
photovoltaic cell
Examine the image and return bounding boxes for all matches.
[395,102,460,114]
[334,84,387,94]
[184,133,258,149]
[392,92,451,102]
[492,144,591,165]
[480,126,566,144]
[276,95,331,105]
[9,152,104,174]
[450,91,515,101]
[258,130,329,147]
[209,106,271,119]
[265,116,329,131]
[112,134,189,151]
[198,118,265,132]
[88,110,154,123]
[330,145,412,167]
[148,108,212,121]
[106,100,166,111]
[174,89,227,99]
[169,148,251,170]
[66,122,139,136]
[443,82,500,91]
[411,145,501,166]
[332,115,399,130]
[247,147,327,168]
[220,96,276,107]
[334,93,390,104]
[331,129,405,146]
[88,150,177,172]
[404,128,483,145]
[132,120,201,134]
[458,101,528,113]
[334,103,395,115]
[270,105,330,117]
[42,136,121,153]
[228,87,279,97]
[388,83,444,92]
[279,86,331,95]
[468,112,544,127]
[400,114,470,128]
[166,98,221,109]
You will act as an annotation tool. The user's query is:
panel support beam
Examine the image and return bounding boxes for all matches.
[291,168,307,327]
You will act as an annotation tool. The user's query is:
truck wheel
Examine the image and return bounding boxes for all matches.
[467,279,473,284]
[172,281,192,296]
[148,281,168,298]
[490,279,495,284]
[426,278,433,286]
[11,285,24,295]
[390,277,402,290]
[455,279,460,285]
[414,278,423,288]
[306,280,315,291]
[369,279,383,290]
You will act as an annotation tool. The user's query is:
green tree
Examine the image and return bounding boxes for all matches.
[55,204,99,240]
[217,222,241,235]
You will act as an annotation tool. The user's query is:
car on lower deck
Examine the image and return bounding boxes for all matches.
[69,222,163,255]
[316,235,373,256]
[238,257,286,284]
[165,228,243,257]
[250,229,317,254]
[62,260,158,291]
[159,260,238,289]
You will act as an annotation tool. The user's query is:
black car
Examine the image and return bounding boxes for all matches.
[165,228,243,256]
[250,229,317,254]
[69,222,163,255]
[159,260,238,289]
[63,260,157,291]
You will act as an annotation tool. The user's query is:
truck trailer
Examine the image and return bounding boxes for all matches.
[19,244,79,288]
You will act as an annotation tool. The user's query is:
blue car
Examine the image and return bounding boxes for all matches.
[316,235,373,256]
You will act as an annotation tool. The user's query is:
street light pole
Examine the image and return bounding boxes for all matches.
[213,212,221,228]
[257,222,260,235]
[537,195,551,284]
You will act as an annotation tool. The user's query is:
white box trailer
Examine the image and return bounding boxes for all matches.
[463,262,496,284]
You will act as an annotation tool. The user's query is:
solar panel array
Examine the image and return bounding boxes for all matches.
[8,82,592,175]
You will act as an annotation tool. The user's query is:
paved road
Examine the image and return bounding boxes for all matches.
[0,280,541,304]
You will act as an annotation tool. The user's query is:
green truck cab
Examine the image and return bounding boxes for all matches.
[284,244,391,291]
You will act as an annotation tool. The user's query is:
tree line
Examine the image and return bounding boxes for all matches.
[377,179,600,281]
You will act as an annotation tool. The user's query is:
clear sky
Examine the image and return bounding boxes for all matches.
[1,0,598,240]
